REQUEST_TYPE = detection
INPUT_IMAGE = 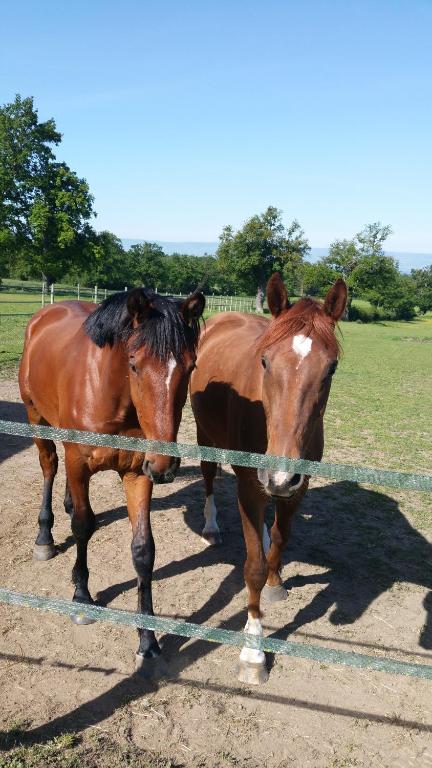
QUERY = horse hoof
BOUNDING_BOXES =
[70,606,96,625]
[33,543,56,561]
[135,653,167,678]
[237,659,269,686]
[201,531,222,547]
[261,584,288,603]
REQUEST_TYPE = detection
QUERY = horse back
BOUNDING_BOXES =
[19,301,129,431]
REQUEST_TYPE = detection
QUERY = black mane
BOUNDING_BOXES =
[83,288,201,361]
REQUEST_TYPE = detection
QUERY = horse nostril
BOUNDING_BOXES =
[288,473,301,487]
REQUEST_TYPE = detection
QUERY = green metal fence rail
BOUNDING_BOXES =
[0,419,431,491]
[0,418,431,681]
[0,588,431,680]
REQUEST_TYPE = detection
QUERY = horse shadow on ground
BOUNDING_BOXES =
[93,469,432,653]
[0,401,32,464]
[4,470,432,748]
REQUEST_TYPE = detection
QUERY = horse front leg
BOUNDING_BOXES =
[235,468,269,685]
[263,478,309,603]
[65,447,96,625]
[122,470,162,672]
[32,436,58,561]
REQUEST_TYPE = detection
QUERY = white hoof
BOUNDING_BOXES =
[237,659,269,685]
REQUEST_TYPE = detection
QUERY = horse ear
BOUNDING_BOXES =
[324,279,348,321]
[266,273,290,318]
[126,288,152,323]
[181,292,205,325]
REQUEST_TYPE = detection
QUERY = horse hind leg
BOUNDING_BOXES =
[33,436,59,561]
[201,460,222,546]
[64,479,74,516]
[65,448,96,625]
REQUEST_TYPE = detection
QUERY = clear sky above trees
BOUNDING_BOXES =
[1,0,431,251]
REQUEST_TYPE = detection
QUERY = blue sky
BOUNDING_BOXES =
[1,0,431,252]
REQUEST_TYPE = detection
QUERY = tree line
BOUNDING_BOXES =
[1,95,431,320]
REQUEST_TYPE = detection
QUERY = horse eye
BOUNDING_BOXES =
[261,356,268,369]
[129,361,137,373]
[328,362,338,377]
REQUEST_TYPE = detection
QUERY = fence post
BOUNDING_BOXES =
[77,284,80,301]
[41,280,45,308]
[50,284,54,304]
[124,286,128,292]
[104,288,107,300]
[94,285,98,303]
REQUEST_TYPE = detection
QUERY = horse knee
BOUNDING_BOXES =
[71,511,96,541]
[131,534,154,578]
[37,441,58,478]
[244,559,268,593]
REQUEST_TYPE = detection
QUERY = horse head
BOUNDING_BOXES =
[257,273,347,498]
[84,287,205,483]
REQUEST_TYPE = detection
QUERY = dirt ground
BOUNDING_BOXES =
[1,377,432,768]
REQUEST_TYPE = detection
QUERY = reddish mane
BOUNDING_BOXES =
[259,297,341,356]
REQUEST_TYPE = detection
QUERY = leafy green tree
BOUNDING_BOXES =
[324,239,361,279]
[356,222,393,257]
[0,94,95,281]
[301,261,339,297]
[411,266,432,314]
[127,242,166,289]
[64,231,127,288]
[351,254,415,319]
[217,207,309,311]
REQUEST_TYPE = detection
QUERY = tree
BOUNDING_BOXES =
[127,242,166,289]
[65,231,127,288]
[301,261,339,297]
[356,222,393,258]
[0,94,95,281]
[217,207,309,311]
[411,266,432,314]
[350,254,415,319]
[324,238,361,280]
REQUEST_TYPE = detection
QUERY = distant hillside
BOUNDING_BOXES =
[121,240,431,272]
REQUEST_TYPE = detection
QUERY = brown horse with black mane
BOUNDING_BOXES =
[19,287,204,671]
[190,273,347,684]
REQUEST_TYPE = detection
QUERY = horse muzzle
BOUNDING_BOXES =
[257,468,305,498]
[143,456,181,484]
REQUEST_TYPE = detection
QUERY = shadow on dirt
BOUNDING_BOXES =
[0,401,32,464]
[6,470,432,747]
[96,473,432,652]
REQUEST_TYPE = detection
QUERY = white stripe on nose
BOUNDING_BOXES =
[164,354,176,393]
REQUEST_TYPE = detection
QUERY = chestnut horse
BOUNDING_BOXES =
[190,273,347,684]
[19,287,204,671]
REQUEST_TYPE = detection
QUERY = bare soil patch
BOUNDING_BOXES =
[1,379,432,767]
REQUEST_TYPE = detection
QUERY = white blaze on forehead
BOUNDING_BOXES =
[165,354,177,392]
[292,333,312,360]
